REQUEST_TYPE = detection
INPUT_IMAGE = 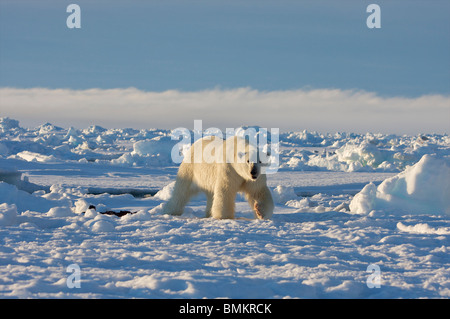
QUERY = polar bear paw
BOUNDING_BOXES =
[254,202,264,220]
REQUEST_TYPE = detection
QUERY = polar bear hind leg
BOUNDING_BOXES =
[163,164,196,216]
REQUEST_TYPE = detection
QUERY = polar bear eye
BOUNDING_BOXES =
[246,160,249,164]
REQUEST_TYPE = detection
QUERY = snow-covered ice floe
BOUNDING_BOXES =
[350,155,450,216]
[0,118,449,298]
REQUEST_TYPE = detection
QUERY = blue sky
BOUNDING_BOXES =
[0,0,449,133]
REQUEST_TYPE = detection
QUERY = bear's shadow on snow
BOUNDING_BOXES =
[271,211,354,224]
[171,206,355,224]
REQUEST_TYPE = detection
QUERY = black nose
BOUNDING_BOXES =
[251,167,258,179]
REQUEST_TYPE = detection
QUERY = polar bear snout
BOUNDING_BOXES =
[250,164,259,180]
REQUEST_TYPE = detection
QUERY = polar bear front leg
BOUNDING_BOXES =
[247,186,274,220]
[254,202,264,219]
[205,192,213,218]
[210,181,236,219]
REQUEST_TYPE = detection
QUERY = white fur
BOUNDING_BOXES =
[163,136,274,219]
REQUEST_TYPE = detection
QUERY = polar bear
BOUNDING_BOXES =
[163,135,274,219]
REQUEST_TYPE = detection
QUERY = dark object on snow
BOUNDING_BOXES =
[100,210,136,218]
[83,205,137,218]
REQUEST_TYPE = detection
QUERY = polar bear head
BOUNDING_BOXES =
[227,136,266,181]
[236,151,261,181]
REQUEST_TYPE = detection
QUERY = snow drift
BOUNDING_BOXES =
[350,154,450,216]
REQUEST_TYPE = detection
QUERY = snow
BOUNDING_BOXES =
[272,185,298,204]
[350,155,450,216]
[47,206,75,218]
[0,203,17,226]
[0,117,449,298]
[397,222,450,235]
[14,151,59,163]
[153,181,176,201]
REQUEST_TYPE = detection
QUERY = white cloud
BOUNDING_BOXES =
[0,87,449,134]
